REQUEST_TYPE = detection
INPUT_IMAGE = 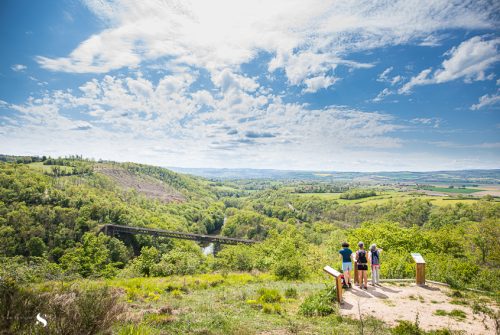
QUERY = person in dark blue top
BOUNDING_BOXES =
[339,242,353,288]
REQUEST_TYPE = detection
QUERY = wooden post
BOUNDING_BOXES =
[411,253,426,286]
[353,261,359,284]
[323,265,343,304]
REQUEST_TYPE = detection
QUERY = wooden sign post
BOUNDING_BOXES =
[323,265,343,303]
[411,253,426,286]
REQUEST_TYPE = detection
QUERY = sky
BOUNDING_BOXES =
[0,0,499,172]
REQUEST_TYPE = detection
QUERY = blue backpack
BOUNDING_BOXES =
[371,250,380,265]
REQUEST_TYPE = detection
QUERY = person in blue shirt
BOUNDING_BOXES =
[339,242,353,288]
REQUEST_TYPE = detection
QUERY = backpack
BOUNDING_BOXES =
[371,250,380,265]
[357,250,367,263]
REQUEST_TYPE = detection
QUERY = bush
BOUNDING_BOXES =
[298,285,336,317]
[0,256,63,283]
[0,279,125,335]
[262,303,282,314]
[284,287,298,299]
[257,288,282,303]
[339,189,376,200]
[0,277,45,334]
[391,320,424,335]
[273,256,306,280]
[214,244,254,271]
[151,243,205,276]
[44,285,125,335]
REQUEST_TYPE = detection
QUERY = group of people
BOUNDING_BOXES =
[339,241,382,290]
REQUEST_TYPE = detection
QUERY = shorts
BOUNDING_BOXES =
[342,262,352,271]
[357,263,368,271]
[371,264,380,269]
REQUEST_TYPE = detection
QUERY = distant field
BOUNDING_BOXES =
[293,190,486,206]
[294,192,342,199]
[28,162,74,173]
[423,186,484,194]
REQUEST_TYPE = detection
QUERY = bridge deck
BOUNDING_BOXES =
[99,224,256,245]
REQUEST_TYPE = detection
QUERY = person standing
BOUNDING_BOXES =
[369,244,382,286]
[339,242,353,288]
[355,242,368,289]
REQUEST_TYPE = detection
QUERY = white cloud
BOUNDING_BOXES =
[410,117,441,128]
[377,67,393,82]
[432,141,500,149]
[372,88,393,102]
[211,69,259,93]
[391,75,403,85]
[399,68,433,94]
[11,64,27,72]
[1,73,405,169]
[377,67,404,87]
[470,92,500,110]
[418,34,445,47]
[36,0,497,90]
[303,75,338,93]
[400,36,500,93]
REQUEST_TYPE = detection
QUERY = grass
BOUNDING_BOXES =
[35,273,393,334]
[433,309,467,320]
[106,275,375,335]
[29,272,480,335]
[423,186,484,194]
[28,162,74,173]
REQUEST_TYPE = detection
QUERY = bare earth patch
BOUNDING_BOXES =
[96,166,185,203]
[340,283,497,334]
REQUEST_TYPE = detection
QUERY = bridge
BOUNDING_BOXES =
[98,224,256,255]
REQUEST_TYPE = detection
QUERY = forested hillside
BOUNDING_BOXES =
[1,157,499,334]
[1,157,498,292]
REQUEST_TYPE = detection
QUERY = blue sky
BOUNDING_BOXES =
[0,0,499,171]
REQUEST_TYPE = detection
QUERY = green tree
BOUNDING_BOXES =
[26,237,46,257]
[469,218,500,266]
[130,246,160,277]
[59,233,114,277]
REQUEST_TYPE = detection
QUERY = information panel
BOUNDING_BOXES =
[411,253,425,264]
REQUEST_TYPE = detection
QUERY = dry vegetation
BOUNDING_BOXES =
[96,165,186,203]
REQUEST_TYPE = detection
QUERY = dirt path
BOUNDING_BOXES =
[340,283,497,334]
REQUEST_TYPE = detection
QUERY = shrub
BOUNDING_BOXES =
[284,287,298,299]
[391,320,424,335]
[0,256,63,283]
[339,189,376,200]
[151,246,205,276]
[273,257,306,280]
[298,285,336,317]
[0,277,44,334]
[257,288,282,303]
[0,279,124,335]
[44,285,125,335]
[262,303,282,314]
[215,244,255,272]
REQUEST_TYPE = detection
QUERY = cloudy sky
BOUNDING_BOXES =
[1,0,499,171]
